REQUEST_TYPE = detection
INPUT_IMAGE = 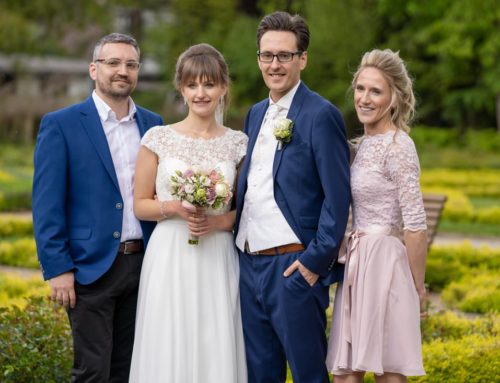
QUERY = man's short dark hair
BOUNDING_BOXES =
[256,11,310,52]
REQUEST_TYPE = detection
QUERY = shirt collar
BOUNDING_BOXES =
[268,80,301,111]
[92,90,137,123]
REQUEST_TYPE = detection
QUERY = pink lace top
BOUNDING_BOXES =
[351,130,427,233]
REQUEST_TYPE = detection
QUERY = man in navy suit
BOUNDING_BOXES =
[235,12,351,383]
[32,33,163,382]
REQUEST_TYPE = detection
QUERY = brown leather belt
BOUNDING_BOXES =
[245,242,305,256]
[118,239,144,255]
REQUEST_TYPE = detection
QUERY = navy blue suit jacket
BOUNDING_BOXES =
[235,82,351,285]
[32,96,163,284]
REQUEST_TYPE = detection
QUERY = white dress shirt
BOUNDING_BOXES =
[236,81,301,252]
[92,91,143,241]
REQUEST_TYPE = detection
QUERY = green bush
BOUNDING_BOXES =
[0,216,33,237]
[420,311,499,343]
[0,237,39,269]
[441,270,500,314]
[0,296,72,382]
[475,206,500,224]
[426,242,500,291]
[0,273,47,308]
[412,127,500,169]
[421,169,500,198]
[0,190,32,211]
[412,334,500,383]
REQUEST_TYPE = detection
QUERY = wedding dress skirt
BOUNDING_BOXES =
[129,218,247,382]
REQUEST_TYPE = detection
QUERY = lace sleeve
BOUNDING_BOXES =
[232,130,249,163]
[386,135,427,231]
[141,126,162,155]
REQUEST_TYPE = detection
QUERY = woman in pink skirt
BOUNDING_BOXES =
[326,49,427,382]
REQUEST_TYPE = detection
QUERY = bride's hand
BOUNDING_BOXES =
[187,210,216,237]
[167,200,196,221]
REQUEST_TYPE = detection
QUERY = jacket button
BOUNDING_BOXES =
[116,202,123,210]
[113,231,120,239]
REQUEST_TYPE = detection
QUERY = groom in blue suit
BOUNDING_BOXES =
[235,12,351,382]
[32,33,163,382]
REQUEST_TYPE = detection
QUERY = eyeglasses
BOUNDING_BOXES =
[257,51,303,63]
[95,58,142,71]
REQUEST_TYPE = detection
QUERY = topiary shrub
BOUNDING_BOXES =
[0,216,33,238]
[0,237,38,269]
[0,273,47,308]
[413,334,500,382]
[441,270,500,314]
[426,242,500,291]
[0,296,72,382]
[0,191,32,211]
[421,311,499,343]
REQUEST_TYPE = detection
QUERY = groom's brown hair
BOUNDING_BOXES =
[256,11,310,53]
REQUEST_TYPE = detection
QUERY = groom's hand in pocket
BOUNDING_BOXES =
[283,260,319,287]
[49,271,76,309]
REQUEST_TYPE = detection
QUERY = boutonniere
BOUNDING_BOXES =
[273,118,294,150]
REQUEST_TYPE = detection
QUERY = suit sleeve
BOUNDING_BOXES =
[299,104,351,276]
[32,114,74,280]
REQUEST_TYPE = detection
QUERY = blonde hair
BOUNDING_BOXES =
[352,49,415,133]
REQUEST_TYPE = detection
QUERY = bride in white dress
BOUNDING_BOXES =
[129,44,247,383]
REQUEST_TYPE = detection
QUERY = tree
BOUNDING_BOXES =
[379,0,500,131]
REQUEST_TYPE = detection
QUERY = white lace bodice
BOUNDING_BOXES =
[351,130,427,232]
[142,125,248,214]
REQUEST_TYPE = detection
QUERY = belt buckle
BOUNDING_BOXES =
[244,241,259,255]
[122,240,138,255]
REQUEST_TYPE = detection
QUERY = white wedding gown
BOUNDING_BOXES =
[129,125,248,383]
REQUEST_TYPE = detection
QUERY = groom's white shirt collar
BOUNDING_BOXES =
[268,80,301,113]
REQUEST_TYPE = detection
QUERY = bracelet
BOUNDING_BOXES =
[159,200,169,219]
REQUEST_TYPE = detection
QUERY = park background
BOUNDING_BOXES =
[0,0,499,382]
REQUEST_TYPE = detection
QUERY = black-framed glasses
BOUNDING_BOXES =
[95,58,142,71]
[257,51,303,63]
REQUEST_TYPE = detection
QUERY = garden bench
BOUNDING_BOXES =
[345,193,447,249]
[422,193,447,248]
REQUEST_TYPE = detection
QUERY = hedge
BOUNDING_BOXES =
[0,273,47,308]
[441,270,500,314]
[0,216,33,238]
[425,242,500,291]
[0,296,72,382]
[421,169,500,198]
[420,311,499,343]
[412,334,500,382]
[0,237,38,269]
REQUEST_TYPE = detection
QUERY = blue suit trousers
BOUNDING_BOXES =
[239,250,331,383]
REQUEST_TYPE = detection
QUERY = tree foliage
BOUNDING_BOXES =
[0,0,498,130]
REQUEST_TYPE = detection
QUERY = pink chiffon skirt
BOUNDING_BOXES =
[326,230,425,376]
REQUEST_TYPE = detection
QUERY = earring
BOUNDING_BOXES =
[215,97,225,125]
[183,98,187,105]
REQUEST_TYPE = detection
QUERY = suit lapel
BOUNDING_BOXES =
[79,97,120,191]
[134,107,149,138]
[272,82,308,177]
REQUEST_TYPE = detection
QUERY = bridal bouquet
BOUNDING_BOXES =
[170,168,232,245]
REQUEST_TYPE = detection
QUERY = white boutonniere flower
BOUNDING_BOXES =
[273,118,294,150]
